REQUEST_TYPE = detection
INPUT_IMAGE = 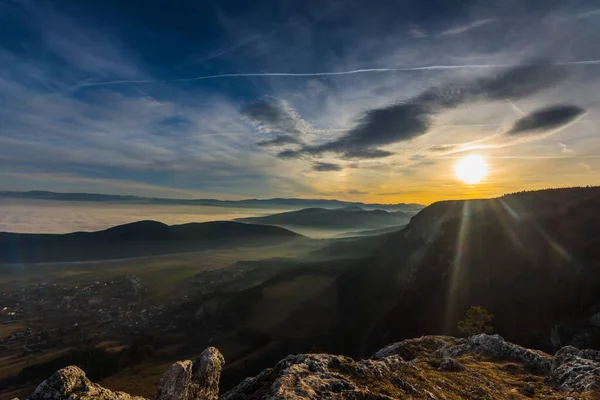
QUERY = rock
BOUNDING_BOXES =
[434,334,552,373]
[155,360,194,400]
[18,337,600,399]
[372,335,457,361]
[521,382,535,395]
[21,347,223,400]
[547,345,600,392]
[502,363,521,373]
[155,347,224,400]
[221,352,412,400]
[437,358,465,372]
[26,365,146,400]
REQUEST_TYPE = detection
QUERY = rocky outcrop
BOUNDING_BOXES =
[548,345,600,392]
[21,347,224,400]
[223,334,599,399]
[25,365,145,400]
[155,347,224,400]
[432,333,552,372]
[15,335,600,399]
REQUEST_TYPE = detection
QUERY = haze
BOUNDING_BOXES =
[0,198,285,234]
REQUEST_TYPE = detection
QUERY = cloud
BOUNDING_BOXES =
[508,105,586,134]
[241,97,310,136]
[409,28,428,38]
[277,149,302,159]
[346,189,368,195]
[297,62,567,159]
[257,135,303,147]
[429,144,457,152]
[312,162,342,172]
[341,148,395,159]
[13,0,140,79]
[558,142,576,154]
[440,19,496,36]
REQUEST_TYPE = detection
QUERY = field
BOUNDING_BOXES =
[0,239,319,294]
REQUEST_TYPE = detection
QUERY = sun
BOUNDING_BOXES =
[455,155,488,184]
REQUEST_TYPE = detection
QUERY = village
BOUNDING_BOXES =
[0,277,168,357]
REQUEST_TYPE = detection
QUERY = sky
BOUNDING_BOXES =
[1,0,600,204]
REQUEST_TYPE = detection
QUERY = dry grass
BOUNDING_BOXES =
[342,352,599,399]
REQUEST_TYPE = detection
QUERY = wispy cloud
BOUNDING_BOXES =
[440,19,496,36]
[71,60,600,90]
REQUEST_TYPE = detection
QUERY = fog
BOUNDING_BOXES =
[0,199,286,234]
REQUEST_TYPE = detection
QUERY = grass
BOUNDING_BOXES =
[100,361,172,398]
[324,351,597,399]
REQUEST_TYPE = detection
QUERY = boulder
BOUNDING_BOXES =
[21,347,224,400]
[26,365,145,400]
[155,347,224,400]
[433,334,552,373]
[547,345,600,392]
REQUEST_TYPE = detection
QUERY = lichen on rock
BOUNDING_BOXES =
[16,335,600,399]
[26,365,145,400]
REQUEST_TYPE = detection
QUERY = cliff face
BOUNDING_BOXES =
[14,334,600,399]
[335,187,600,357]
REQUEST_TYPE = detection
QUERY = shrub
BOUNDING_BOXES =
[457,306,494,336]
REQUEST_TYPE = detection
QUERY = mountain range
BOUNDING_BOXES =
[235,206,411,230]
[0,190,424,212]
[0,220,302,264]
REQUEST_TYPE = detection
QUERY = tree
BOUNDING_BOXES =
[457,306,494,336]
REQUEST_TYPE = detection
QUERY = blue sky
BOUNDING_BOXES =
[1,0,600,203]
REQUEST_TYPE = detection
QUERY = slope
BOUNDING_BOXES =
[335,187,600,357]
[236,207,410,230]
[0,220,302,264]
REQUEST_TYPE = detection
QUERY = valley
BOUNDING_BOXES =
[2,187,600,399]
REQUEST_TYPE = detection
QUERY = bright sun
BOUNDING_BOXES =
[455,155,488,184]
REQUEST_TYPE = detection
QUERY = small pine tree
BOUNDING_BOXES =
[457,305,494,336]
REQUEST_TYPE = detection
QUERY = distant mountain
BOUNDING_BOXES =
[335,186,600,357]
[235,207,411,230]
[334,224,408,238]
[0,190,424,212]
[0,220,302,264]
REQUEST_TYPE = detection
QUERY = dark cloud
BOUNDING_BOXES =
[313,162,342,172]
[241,97,308,136]
[299,62,567,159]
[342,148,394,159]
[476,62,566,101]
[277,149,302,159]
[308,103,430,155]
[257,135,303,147]
[508,104,586,135]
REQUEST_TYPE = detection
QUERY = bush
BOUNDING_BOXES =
[457,306,494,336]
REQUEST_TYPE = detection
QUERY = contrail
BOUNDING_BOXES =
[73,59,600,89]
[506,99,526,116]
